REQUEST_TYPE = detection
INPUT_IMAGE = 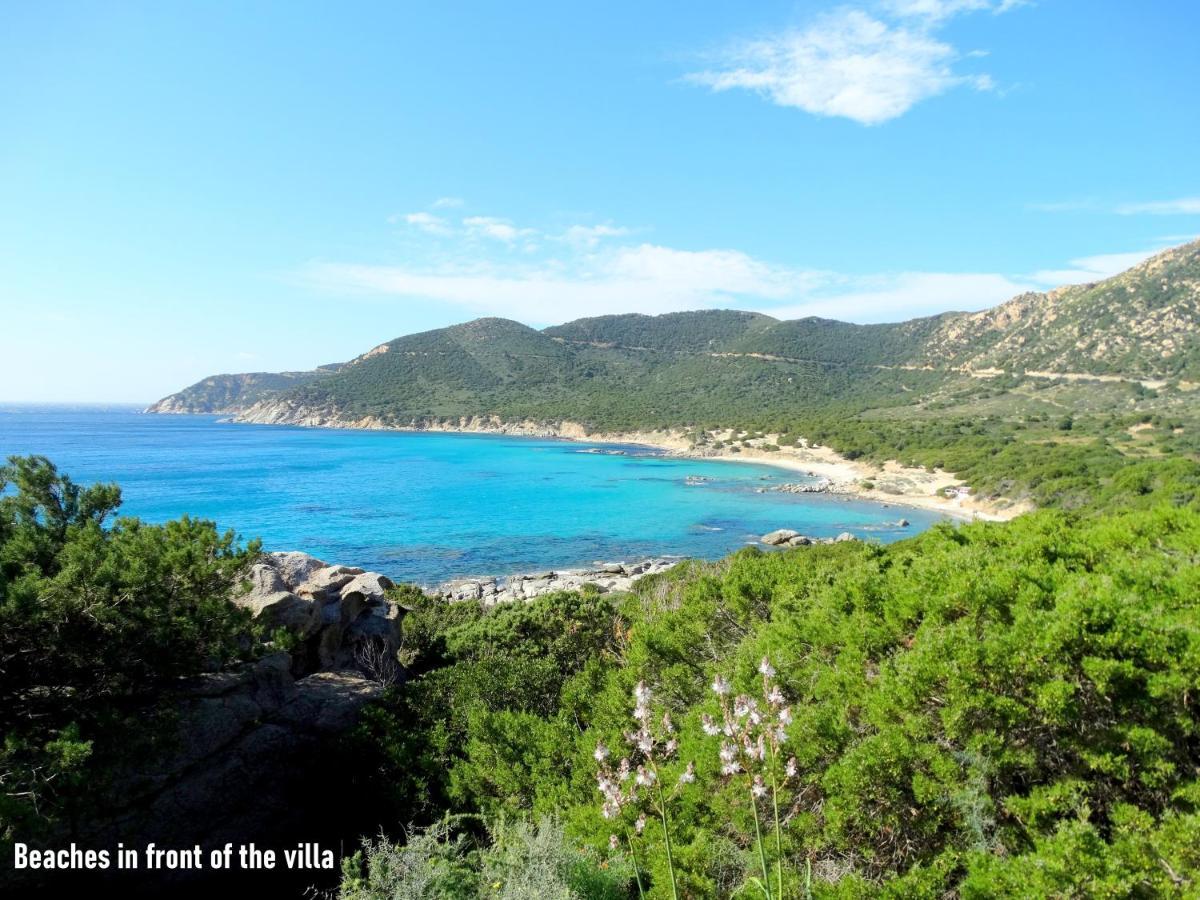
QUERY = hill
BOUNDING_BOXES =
[920,239,1200,381]
[145,364,343,414]
[148,240,1200,506]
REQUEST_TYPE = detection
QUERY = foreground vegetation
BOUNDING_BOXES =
[4,434,1200,896]
[342,457,1200,897]
[0,456,259,848]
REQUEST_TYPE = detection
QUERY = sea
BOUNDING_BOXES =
[0,405,948,585]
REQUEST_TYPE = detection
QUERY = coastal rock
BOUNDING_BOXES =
[268,550,329,587]
[786,535,812,546]
[433,558,679,605]
[834,532,858,542]
[898,518,910,527]
[760,529,801,546]
[234,552,403,675]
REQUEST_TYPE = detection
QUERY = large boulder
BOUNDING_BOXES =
[761,529,801,546]
[236,553,403,676]
[266,550,328,587]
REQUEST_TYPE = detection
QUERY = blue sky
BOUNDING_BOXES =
[2,0,1198,402]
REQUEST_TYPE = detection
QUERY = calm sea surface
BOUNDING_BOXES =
[0,405,947,584]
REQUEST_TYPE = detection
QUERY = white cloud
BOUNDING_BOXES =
[395,211,453,236]
[560,224,631,248]
[1116,197,1200,216]
[463,216,537,243]
[882,0,1026,22]
[306,244,810,324]
[314,206,1162,326]
[1028,249,1161,285]
[687,9,993,126]
[431,196,464,208]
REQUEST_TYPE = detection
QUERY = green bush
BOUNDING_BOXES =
[0,455,259,844]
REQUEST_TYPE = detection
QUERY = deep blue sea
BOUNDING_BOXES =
[0,405,947,584]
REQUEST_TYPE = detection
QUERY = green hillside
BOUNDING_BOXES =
[545,309,777,352]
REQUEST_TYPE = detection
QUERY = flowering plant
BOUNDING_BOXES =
[594,679,693,900]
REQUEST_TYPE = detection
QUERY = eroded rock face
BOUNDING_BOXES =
[233,552,402,674]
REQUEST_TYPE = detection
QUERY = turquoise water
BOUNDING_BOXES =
[0,405,946,584]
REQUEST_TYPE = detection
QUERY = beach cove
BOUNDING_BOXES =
[3,405,953,585]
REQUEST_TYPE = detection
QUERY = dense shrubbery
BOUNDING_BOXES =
[0,456,259,846]
[349,486,1200,897]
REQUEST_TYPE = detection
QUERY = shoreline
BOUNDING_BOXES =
[224,404,1030,523]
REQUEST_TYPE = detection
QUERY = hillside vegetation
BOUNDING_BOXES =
[341,460,1200,897]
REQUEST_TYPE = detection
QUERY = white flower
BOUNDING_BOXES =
[662,712,675,733]
[634,681,652,704]
[635,814,647,834]
[594,741,610,763]
[774,726,788,744]
[752,774,767,798]
[701,713,721,736]
[633,702,651,723]
[664,738,678,757]
[617,758,632,781]
[734,695,753,719]
[721,761,742,776]
[778,707,793,726]
[785,757,798,778]
[711,675,732,696]
[758,656,776,679]
[636,729,653,754]
[678,761,696,785]
[719,742,738,764]
[767,686,785,706]
[635,765,656,787]
[609,835,620,851]
[602,800,619,819]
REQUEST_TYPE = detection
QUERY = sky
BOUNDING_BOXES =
[1,0,1198,402]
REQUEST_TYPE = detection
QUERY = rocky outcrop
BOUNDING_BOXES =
[234,551,403,674]
[760,530,857,547]
[435,558,679,604]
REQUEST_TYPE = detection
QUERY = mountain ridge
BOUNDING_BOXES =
[149,239,1200,427]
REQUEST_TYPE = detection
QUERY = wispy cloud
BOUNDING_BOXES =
[559,223,631,248]
[1032,196,1200,217]
[1116,197,1200,216]
[1029,249,1162,285]
[686,1,1021,125]
[463,216,537,243]
[431,196,464,208]
[305,207,1173,325]
[882,0,1026,23]
[389,211,453,236]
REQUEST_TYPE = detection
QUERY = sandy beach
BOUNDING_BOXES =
[566,425,1032,523]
